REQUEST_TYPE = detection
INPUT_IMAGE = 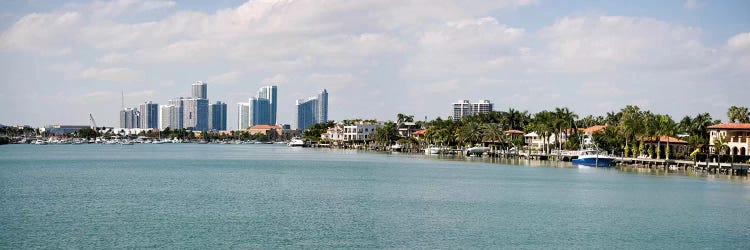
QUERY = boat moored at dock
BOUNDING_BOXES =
[572,150,614,167]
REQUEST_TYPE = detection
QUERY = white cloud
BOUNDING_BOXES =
[684,0,703,10]
[87,0,176,18]
[0,0,747,127]
[207,71,244,85]
[537,15,710,73]
[0,12,82,55]
[403,17,525,80]
[262,74,290,86]
[80,67,144,83]
[307,73,357,91]
[727,32,750,51]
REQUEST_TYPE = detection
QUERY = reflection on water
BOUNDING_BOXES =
[385,151,750,182]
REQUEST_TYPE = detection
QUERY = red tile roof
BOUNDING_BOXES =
[640,136,687,144]
[412,129,427,136]
[249,125,281,130]
[582,125,606,134]
[707,123,750,130]
[504,129,524,134]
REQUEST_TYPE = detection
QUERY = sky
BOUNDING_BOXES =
[0,0,748,129]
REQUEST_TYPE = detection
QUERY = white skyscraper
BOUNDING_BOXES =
[160,104,180,130]
[296,89,329,130]
[237,102,250,130]
[192,81,207,99]
[255,85,277,125]
[452,99,494,121]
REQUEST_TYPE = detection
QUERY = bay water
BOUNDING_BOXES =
[1,144,749,249]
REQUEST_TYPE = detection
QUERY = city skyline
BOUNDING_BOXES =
[0,0,748,128]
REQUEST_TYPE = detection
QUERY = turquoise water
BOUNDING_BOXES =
[1,144,749,249]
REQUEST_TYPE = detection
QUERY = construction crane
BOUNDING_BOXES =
[89,113,98,130]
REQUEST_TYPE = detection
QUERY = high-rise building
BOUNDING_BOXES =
[257,85,277,124]
[209,101,227,131]
[251,97,271,126]
[296,89,329,130]
[183,98,209,130]
[160,104,180,130]
[168,97,186,129]
[317,89,328,124]
[471,100,493,114]
[138,101,159,129]
[192,81,207,99]
[452,99,494,121]
[119,108,140,128]
[237,102,250,130]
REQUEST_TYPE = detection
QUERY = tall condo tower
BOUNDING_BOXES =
[192,81,208,99]
[209,101,227,131]
[296,89,329,130]
[452,99,494,121]
[139,101,159,129]
[256,85,277,125]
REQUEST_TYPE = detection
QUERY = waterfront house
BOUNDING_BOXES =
[524,132,568,152]
[343,122,382,142]
[398,122,419,138]
[581,125,606,146]
[707,123,750,157]
[504,130,524,141]
[640,136,690,158]
[321,124,345,142]
[412,129,427,139]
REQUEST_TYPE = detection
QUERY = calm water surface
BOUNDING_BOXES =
[1,144,749,249]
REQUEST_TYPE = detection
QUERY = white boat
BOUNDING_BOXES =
[424,146,442,155]
[120,140,134,145]
[288,138,306,147]
[466,146,490,155]
[390,144,403,151]
[572,150,614,167]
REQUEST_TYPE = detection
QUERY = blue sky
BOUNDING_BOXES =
[0,0,748,128]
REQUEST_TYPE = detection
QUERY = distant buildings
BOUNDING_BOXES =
[192,81,207,99]
[139,101,159,129]
[452,99,494,121]
[209,101,227,131]
[41,125,91,135]
[257,85,278,125]
[251,97,271,125]
[159,104,179,130]
[296,89,328,130]
[182,98,209,131]
[152,81,223,131]
[119,108,140,129]
[237,85,278,129]
[237,102,250,130]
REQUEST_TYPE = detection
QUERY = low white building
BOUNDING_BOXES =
[524,131,570,151]
[321,125,345,142]
[343,122,381,142]
[707,123,750,156]
[581,125,606,146]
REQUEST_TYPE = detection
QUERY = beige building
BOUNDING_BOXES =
[247,125,283,135]
[707,123,750,156]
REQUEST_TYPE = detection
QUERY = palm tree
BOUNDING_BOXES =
[657,114,676,160]
[713,135,729,163]
[727,106,750,123]
[554,107,578,152]
[618,105,643,158]
[481,123,506,152]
